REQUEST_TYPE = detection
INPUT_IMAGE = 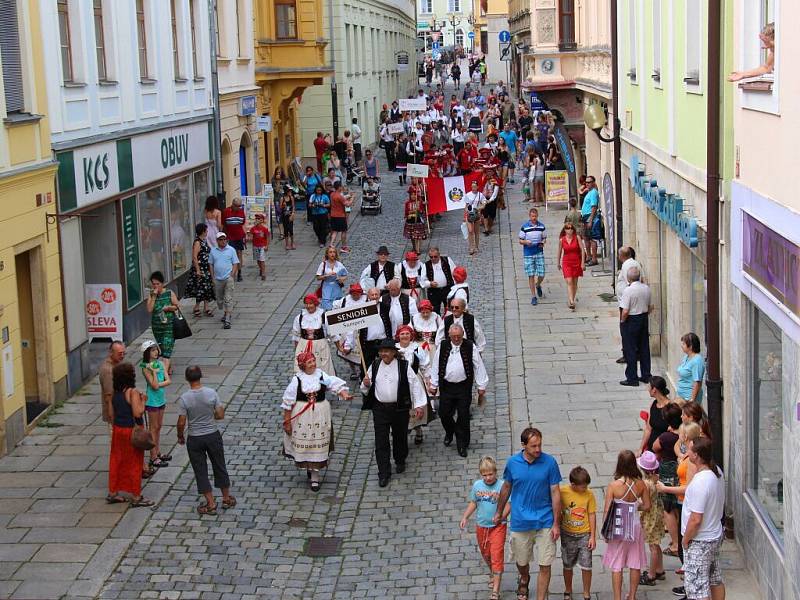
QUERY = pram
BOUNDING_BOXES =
[360,177,382,215]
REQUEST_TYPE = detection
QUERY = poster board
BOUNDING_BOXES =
[242,194,274,236]
[545,170,569,210]
[387,122,405,135]
[85,284,123,340]
[407,163,430,178]
[399,98,427,112]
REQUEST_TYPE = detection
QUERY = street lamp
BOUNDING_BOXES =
[446,14,462,47]
[467,14,476,51]
[583,103,620,143]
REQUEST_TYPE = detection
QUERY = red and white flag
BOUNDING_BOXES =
[426,172,484,214]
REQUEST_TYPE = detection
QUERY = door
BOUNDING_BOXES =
[239,145,248,196]
[15,251,44,423]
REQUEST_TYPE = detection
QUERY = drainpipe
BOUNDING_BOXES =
[328,0,339,140]
[610,0,623,256]
[706,0,723,467]
[209,0,225,204]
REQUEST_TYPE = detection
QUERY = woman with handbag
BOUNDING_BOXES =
[106,362,155,507]
[463,180,486,255]
[146,271,180,375]
[602,450,651,600]
[315,246,347,310]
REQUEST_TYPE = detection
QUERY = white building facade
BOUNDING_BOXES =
[298,0,417,160]
[417,0,474,52]
[40,0,215,389]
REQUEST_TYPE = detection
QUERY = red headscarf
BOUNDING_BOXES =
[453,266,467,283]
[296,352,315,367]
[303,294,320,306]
[418,299,434,311]
[394,324,415,341]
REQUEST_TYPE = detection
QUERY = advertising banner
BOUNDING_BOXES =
[545,170,569,208]
[399,98,427,112]
[85,284,123,339]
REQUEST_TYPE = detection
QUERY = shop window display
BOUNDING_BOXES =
[138,185,168,292]
[168,175,193,276]
[752,308,784,536]
[193,168,212,224]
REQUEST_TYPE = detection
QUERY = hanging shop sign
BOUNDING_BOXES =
[629,155,699,248]
[121,196,142,309]
[85,284,123,339]
[545,170,569,208]
[131,122,212,186]
[602,172,616,253]
[257,115,273,132]
[239,95,257,117]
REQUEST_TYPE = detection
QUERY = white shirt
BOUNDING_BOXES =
[464,191,486,212]
[617,258,645,306]
[412,312,442,344]
[351,123,362,142]
[620,281,652,316]
[291,309,336,342]
[335,294,367,309]
[386,293,419,334]
[452,129,466,143]
[681,468,725,541]
[396,342,430,379]
[281,369,348,410]
[360,359,427,408]
[423,256,458,288]
[400,261,428,291]
[429,343,489,391]
[380,125,394,143]
[435,314,487,353]
[447,283,470,307]
[360,261,400,291]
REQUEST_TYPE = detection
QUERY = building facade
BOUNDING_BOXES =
[299,0,416,160]
[216,0,260,199]
[254,0,332,179]
[0,0,68,454]
[42,0,215,391]
[476,0,510,84]
[417,0,473,52]
[728,1,800,597]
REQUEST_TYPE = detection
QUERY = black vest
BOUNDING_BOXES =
[361,358,412,411]
[449,285,470,304]
[381,294,411,327]
[438,340,475,387]
[425,257,454,287]
[443,313,475,342]
[359,303,392,345]
[298,313,325,339]
[295,375,327,402]
[400,266,422,290]
[370,260,396,286]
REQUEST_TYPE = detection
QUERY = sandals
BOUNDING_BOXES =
[130,496,155,508]
[197,503,217,515]
[141,466,157,479]
[489,593,500,600]
[205,309,215,316]
[222,496,237,509]
[158,453,172,462]
[563,593,572,600]
[149,458,167,469]
[663,546,680,557]
[516,577,529,600]
[105,494,127,504]
[639,571,657,586]
[310,481,321,492]
[192,308,202,317]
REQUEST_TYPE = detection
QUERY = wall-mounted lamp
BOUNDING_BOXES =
[583,103,619,143]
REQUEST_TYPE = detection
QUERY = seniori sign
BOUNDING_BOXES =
[325,302,383,336]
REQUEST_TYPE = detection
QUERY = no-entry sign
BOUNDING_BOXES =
[325,301,383,336]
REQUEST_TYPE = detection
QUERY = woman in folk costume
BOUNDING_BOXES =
[291,294,338,376]
[412,299,442,360]
[403,185,428,254]
[334,283,367,381]
[446,266,471,311]
[394,325,435,446]
[282,352,352,491]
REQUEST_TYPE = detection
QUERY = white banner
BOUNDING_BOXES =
[131,122,211,187]
[399,98,427,112]
[443,175,468,211]
[387,122,405,135]
[325,301,383,336]
[85,284,123,340]
[407,163,430,178]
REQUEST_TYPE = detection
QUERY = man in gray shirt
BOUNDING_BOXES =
[177,366,235,514]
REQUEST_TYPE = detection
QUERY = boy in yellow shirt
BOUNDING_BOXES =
[559,466,597,600]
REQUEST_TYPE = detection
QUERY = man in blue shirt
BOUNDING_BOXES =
[494,427,562,600]
[580,176,600,266]
[518,208,547,305]
[499,123,520,183]
[209,232,240,329]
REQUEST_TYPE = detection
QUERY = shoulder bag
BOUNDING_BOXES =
[132,406,155,451]
[172,309,192,340]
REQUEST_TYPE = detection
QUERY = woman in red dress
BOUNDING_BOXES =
[557,222,588,310]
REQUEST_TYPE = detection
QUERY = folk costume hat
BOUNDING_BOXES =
[348,283,364,294]
[394,324,415,341]
[296,352,315,367]
[404,251,419,261]
[376,245,390,255]
[303,294,320,306]
[418,299,434,311]
[453,266,468,283]
[377,338,398,351]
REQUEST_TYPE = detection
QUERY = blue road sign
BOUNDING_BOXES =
[499,30,511,43]
[468,31,475,39]
[432,42,440,50]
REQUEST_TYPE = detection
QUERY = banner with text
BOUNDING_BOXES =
[85,284,123,340]
[399,98,427,112]
[325,301,383,336]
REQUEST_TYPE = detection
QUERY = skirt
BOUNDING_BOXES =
[408,373,436,430]
[481,200,497,220]
[108,425,144,497]
[283,399,334,469]
[404,222,428,240]
[602,531,648,572]
[294,338,336,377]
[184,268,216,302]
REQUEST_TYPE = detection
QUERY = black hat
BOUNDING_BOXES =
[376,245,390,255]
[377,338,397,351]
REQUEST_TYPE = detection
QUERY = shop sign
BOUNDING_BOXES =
[57,140,125,211]
[629,155,699,248]
[131,122,211,187]
[553,123,577,199]
[602,172,615,252]
[121,196,142,308]
[85,284,123,339]
[545,170,569,205]
[396,51,410,72]
[239,95,256,116]
[742,211,800,318]
[257,115,272,132]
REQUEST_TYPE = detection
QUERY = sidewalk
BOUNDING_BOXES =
[499,184,758,598]
[0,209,338,599]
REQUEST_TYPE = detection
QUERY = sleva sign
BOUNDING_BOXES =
[132,122,211,187]
[629,155,699,248]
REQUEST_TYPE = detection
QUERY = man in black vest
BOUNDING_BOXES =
[358,287,392,371]
[361,339,427,487]
[359,245,400,292]
[422,246,456,314]
[382,279,419,335]
[429,324,489,457]
[436,297,487,352]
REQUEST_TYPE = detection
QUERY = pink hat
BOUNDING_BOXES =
[637,451,660,472]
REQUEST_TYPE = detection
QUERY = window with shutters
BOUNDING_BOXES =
[189,0,200,78]
[558,0,576,50]
[0,0,25,113]
[58,0,74,82]
[275,0,297,40]
[170,0,182,78]
[651,0,661,86]
[684,0,701,90]
[136,0,150,79]
[93,0,108,81]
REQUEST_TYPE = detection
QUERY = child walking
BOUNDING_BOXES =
[559,466,597,600]
[250,213,270,281]
[637,451,666,586]
[460,456,510,600]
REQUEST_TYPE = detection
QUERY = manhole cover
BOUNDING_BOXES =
[322,495,343,505]
[305,536,342,557]
[288,518,307,527]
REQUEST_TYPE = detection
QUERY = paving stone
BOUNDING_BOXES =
[0,544,39,561]
[9,580,67,600]
[32,543,99,563]
[14,561,84,580]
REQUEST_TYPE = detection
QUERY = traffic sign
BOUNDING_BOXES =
[432,41,440,50]
[468,31,475,39]
[499,41,512,61]
[432,50,441,60]
[499,30,511,43]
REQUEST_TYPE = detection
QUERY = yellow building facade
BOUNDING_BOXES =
[0,0,67,454]
[254,0,333,177]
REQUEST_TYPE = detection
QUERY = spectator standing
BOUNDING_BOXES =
[559,466,597,600]
[222,198,247,281]
[279,188,296,251]
[615,246,645,364]
[177,366,236,514]
[145,271,179,375]
[328,181,352,252]
[204,195,222,248]
[639,376,672,455]
[308,184,331,247]
[676,332,706,404]
[313,132,331,173]
[99,341,126,428]
[619,267,652,386]
[637,451,666,587]
[250,213,270,281]
[580,177,600,266]
[494,427,562,600]
[209,232,240,329]
[519,208,547,305]
[654,403,683,557]
[351,118,362,164]
[139,340,171,470]
[499,123,519,183]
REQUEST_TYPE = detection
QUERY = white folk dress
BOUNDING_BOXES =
[412,312,442,365]
[396,341,435,431]
[282,369,348,469]
[291,309,338,376]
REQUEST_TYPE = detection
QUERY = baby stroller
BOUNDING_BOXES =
[360,177,382,215]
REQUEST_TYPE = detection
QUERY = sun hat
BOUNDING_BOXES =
[637,451,660,472]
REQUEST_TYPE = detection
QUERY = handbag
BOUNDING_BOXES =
[132,411,155,451]
[600,500,617,541]
[172,309,192,340]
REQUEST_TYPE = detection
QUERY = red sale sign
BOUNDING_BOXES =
[85,284,123,339]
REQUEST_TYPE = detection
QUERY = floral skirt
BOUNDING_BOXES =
[404,222,428,240]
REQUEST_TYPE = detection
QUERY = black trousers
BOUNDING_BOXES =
[621,313,651,382]
[426,286,451,315]
[354,143,362,164]
[187,431,230,494]
[384,141,396,171]
[372,402,410,478]
[312,213,329,244]
[361,339,381,375]
[439,380,473,450]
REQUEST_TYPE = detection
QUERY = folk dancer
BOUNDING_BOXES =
[360,245,400,292]
[422,247,457,315]
[399,251,427,300]
[412,299,443,367]
[334,283,367,381]
[382,279,419,335]
[446,266,471,310]
[355,287,393,372]
[291,294,338,376]
[436,296,487,353]
[395,324,434,446]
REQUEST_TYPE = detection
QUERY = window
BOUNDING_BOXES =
[189,0,199,77]
[193,168,211,224]
[627,0,637,82]
[57,0,74,82]
[685,0,701,87]
[92,0,107,81]
[420,0,432,13]
[651,0,661,83]
[455,28,464,48]
[167,176,192,276]
[0,0,24,113]
[760,0,773,64]
[558,0,576,50]
[171,0,182,78]
[345,24,351,73]
[275,0,297,39]
[235,0,243,56]
[751,308,784,536]
[448,0,461,13]
[136,0,149,79]
[138,185,168,290]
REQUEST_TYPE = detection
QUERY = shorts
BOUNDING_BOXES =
[561,532,593,570]
[510,528,556,567]
[476,524,507,574]
[523,253,545,277]
[145,405,165,413]
[684,537,724,599]
[330,217,348,232]
[214,277,235,312]
[534,175,545,183]
[253,246,267,262]
[229,239,245,252]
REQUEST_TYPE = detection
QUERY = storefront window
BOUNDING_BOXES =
[138,185,168,292]
[751,307,784,536]
[193,167,211,224]
[168,175,192,276]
